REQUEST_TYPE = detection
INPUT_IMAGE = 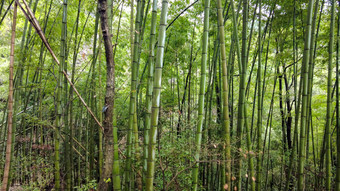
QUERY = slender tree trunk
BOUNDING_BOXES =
[97,0,116,190]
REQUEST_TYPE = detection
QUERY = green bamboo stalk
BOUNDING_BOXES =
[70,0,81,184]
[286,1,299,188]
[256,0,262,189]
[143,0,158,188]
[54,0,68,189]
[110,2,122,191]
[244,103,255,191]
[60,0,71,189]
[107,0,112,32]
[130,0,134,56]
[297,0,314,190]
[230,0,242,70]
[217,0,231,190]
[113,111,122,191]
[336,0,340,189]
[89,4,100,181]
[192,0,209,190]
[145,0,169,190]
[98,30,103,180]
[125,0,142,190]
[235,0,248,189]
[325,0,335,190]
[305,0,320,187]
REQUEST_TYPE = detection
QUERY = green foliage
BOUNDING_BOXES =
[74,179,97,191]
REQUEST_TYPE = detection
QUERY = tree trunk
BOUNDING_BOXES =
[97,0,116,190]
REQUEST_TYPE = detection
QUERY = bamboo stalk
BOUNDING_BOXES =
[1,2,17,191]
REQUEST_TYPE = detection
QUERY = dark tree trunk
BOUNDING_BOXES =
[98,0,115,190]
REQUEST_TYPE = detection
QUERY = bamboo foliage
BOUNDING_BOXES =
[1,0,340,190]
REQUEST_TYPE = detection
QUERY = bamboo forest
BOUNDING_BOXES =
[1,0,340,190]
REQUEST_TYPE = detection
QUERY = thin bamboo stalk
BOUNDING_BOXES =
[1,2,17,191]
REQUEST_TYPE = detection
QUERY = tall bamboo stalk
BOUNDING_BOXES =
[325,0,335,190]
[1,3,17,191]
[60,0,71,189]
[145,0,169,190]
[70,0,81,184]
[112,111,122,191]
[54,0,68,189]
[297,0,314,190]
[217,0,231,190]
[230,0,242,70]
[143,0,158,188]
[336,0,340,189]
[192,0,209,190]
[256,0,262,189]
[235,0,248,189]
[126,0,142,190]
